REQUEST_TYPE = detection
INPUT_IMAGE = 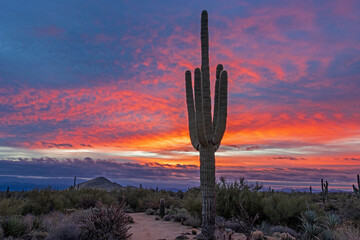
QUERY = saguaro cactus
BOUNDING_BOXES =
[353,174,360,198]
[185,10,228,239]
[321,179,329,203]
[160,198,165,219]
[74,176,77,189]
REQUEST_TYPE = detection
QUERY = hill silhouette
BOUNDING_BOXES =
[78,177,123,191]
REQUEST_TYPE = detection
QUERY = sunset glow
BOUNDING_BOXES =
[0,1,359,190]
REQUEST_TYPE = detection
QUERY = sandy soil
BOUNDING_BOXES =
[128,213,246,240]
[129,213,196,240]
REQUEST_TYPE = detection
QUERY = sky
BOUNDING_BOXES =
[0,0,359,191]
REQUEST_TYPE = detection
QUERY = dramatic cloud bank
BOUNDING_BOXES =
[0,0,359,189]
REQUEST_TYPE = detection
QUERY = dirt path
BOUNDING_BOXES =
[128,213,246,240]
[129,213,196,240]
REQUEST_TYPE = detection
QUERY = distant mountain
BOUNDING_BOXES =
[78,177,123,192]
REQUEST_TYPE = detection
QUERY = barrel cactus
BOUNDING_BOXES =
[185,10,228,239]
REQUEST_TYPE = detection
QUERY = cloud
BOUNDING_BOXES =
[42,142,73,149]
[0,0,359,186]
[272,156,305,161]
[0,157,358,190]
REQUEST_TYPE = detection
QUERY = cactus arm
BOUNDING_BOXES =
[353,184,358,193]
[200,10,212,140]
[321,178,324,195]
[212,70,228,145]
[213,64,223,132]
[185,70,199,150]
[194,68,208,146]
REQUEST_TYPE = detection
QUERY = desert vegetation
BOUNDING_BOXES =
[1,177,360,239]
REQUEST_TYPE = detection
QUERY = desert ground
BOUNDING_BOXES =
[129,212,245,240]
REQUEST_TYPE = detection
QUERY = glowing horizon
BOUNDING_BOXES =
[0,0,359,190]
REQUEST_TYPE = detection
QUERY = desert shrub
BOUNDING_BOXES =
[223,219,243,233]
[41,212,67,231]
[116,187,175,212]
[319,229,335,240]
[0,198,24,216]
[184,215,201,228]
[216,177,251,218]
[78,200,132,240]
[77,197,98,209]
[29,231,48,239]
[183,191,202,219]
[301,221,321,240]
[22,188,64,215]
[300,209,322,239]
[23,214,44,232]
[324,213,340,230]
[0,216,28,238]
[173,208,189,222]
[329,193,360,225]
[145,208,156,215]
[333,223,360,240]
[299,207,340,240]
[261,192,311,228]
[234,201,259,238]
[216,178,262,221]
[63,188,116,209]
[46,216,80,240]
[216,178,314,229]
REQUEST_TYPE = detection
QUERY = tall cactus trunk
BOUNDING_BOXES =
[200,145,216,237]
[184,10,228,240]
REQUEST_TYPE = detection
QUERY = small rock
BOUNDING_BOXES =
[191,229,197,235]
[193,233,205,240]
[163,215,172,221]
[155,216,161,221]
[175,235,189,240]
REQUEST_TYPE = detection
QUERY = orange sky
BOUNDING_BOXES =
[0,1,359,190]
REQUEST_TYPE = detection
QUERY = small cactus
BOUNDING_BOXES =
[310,186,312,194]
[353,174,360,198]
[160,198,165,219]
[321,179,328,203]
[74,176,77,189]
[6,186,9,194]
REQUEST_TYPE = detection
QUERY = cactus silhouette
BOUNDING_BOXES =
[321,179,328,203]
[185,10,228,239]
[353,174,360,198]
[159,198,165,219]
